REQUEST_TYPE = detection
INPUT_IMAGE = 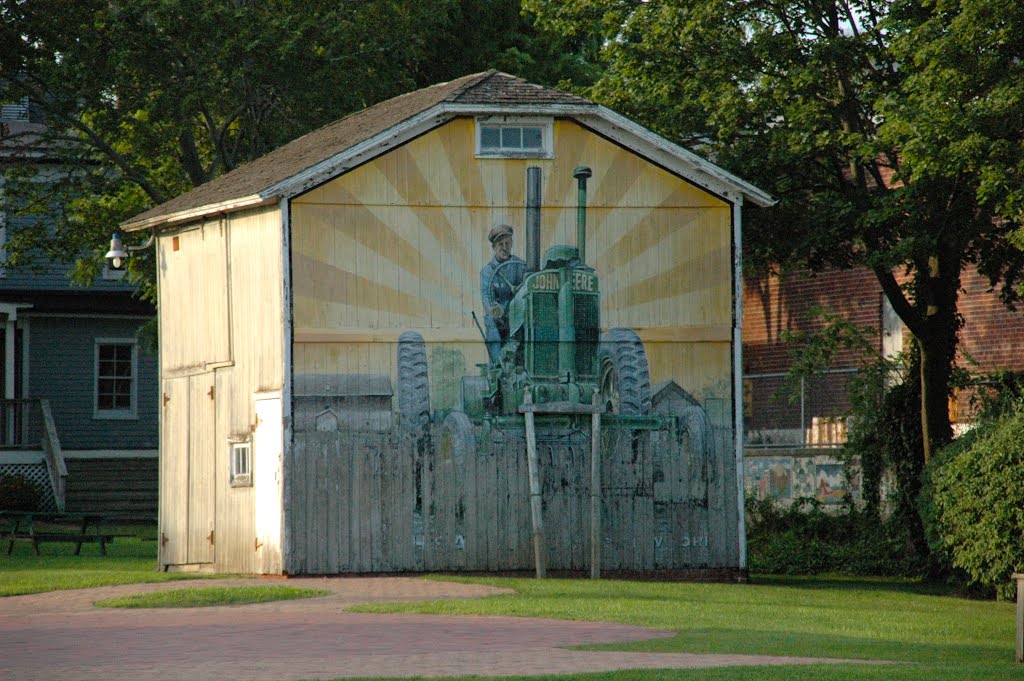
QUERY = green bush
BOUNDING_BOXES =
[0,473,43,511]
[925,407,1024,600]
[746,495,929,577]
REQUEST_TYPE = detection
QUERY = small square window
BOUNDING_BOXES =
[229,440,252,487]
[500,127,522,149]
[480,126,501,149]
[522,127,543,149]
[476,118,552,158]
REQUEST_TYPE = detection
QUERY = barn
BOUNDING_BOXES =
[120,71,773,576]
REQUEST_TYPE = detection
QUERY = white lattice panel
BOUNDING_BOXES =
[0,463,57,512]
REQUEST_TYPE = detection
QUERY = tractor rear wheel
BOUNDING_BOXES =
[397,330,430,440]
[597,328,652,415]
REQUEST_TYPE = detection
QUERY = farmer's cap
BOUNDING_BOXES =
[488,223,513,244]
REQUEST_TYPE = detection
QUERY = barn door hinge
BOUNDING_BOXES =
[163,393,170,406]
[255,537,264,551]
[207,530,215,546]
[207,386,215,400]
[161,533,169,546]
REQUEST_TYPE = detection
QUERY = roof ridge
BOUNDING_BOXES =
[443,70,498,102]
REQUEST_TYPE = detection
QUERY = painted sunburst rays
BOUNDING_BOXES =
[291,122,729,332]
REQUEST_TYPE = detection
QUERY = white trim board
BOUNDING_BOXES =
[122,101,775,232]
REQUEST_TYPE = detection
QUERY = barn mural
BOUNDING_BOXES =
[128,72,771,576]
[288,118,738,574]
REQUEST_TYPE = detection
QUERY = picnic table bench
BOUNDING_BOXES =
[0,512,141,556]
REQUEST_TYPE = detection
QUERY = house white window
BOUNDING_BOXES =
[229,439,252,487]
[476,117,553,158]
[94,339,138,419]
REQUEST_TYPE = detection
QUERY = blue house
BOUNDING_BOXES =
[0,101,158,515]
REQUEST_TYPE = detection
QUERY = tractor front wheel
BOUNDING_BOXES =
[397,330,430,441]
[597,328,652,415]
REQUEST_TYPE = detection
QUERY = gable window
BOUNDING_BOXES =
[476,117,552,158]
[228,438,252,487]
[94,339,137,419]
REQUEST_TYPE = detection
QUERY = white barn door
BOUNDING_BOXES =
[253,391,283,574]
[159,376,188,567]
[158,372,216,569]
[187,372,216,564]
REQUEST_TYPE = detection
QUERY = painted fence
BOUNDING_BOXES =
[286,412,737,575]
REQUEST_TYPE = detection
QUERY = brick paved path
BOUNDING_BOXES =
[0,577,877,680]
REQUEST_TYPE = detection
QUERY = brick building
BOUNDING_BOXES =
[741,264,1024,503]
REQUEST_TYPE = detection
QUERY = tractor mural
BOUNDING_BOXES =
[393,165,714,496]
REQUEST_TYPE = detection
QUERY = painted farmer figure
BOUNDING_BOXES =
[480,223,526,364]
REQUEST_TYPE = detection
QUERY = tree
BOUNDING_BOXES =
[0,0,596,303]
[0,0,444,300]
[526,0,1024,464]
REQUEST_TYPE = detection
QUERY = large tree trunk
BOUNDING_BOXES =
[918,333,953,463]
[916,254,960,463]
[873,254,959,463]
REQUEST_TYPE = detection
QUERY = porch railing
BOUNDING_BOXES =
[0,398,66,511]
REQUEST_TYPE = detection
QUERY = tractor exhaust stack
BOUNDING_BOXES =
[526,167,542,274]
[573,166,593,265]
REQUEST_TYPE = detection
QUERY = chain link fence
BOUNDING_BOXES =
[743,369,860,449]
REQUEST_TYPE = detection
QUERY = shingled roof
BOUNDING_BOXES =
[124,71,595,229]
[123,70,772,230]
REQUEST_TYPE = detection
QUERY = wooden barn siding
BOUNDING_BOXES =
[158,205,284,573]
[157,220,231,374]
[215,205,285,573]
[287,422,736,574]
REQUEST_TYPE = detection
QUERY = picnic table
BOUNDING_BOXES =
[0,511,139,556]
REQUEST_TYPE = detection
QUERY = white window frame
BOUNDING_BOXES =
[475,116,553,159]
[228,436,253,488]
[93,338,138,420]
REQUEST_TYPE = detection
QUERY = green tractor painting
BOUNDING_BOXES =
[391,165,721,572]
[395,165,706,460]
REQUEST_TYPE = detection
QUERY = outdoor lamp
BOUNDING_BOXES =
[104,233,128,269]
[103,229,155,269]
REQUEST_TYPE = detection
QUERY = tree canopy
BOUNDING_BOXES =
[0,0,596,302]
[527,0,1024,463]
[4,0,1023,467]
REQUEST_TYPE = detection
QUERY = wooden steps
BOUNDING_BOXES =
[63,458,157,515]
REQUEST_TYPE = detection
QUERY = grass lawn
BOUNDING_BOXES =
[2,537,1017,680]
[347,575,1019,681]
[95,585,330,608]
[0,528,215,596]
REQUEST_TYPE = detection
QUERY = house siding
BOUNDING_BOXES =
[25,313,158,450]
